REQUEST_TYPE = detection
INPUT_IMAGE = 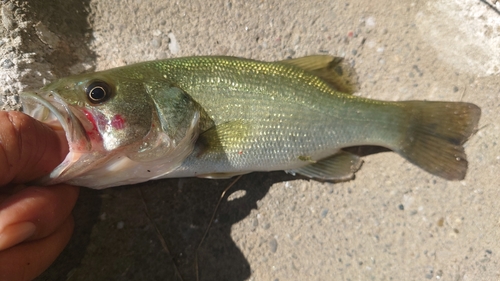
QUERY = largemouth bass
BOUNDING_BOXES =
[19,56,481,189]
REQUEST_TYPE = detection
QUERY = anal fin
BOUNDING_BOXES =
[197,171,249,179]
[287,151,363,181]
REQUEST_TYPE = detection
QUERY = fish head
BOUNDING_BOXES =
[20,69,201,188]
[39,73,155,150]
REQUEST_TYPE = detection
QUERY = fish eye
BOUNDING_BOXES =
[86,80,112,104]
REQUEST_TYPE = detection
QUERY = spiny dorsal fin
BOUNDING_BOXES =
[278,55,358,94]
[287,151,363,181]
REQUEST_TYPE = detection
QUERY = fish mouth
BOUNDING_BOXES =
[20,91,91,151]
[20,91,96,185]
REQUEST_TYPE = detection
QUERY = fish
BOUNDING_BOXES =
[19,55,481,189]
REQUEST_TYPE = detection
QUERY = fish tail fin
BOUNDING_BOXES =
[396,101,481,180]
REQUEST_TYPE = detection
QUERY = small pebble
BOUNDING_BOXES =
[117,221,125,229]
[168,32,180,55]
[435,269,443,279]
[227,189,246,201]
[1,5,16,31]
[425,267,434,279]
[1,59,14,69]
[412,65,423,76]
[320,208,329,218]
[252,218,259,228]
[365,16,376,28]
[268,237,278,253]
[150,37,161,48]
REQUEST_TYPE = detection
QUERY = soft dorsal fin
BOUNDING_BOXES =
[278,55,358,94]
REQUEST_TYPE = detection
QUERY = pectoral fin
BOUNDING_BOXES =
[287,151,363,181]
[196,120,252,156]
[278,55,358,94]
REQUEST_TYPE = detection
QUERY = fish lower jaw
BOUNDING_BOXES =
[63,155,184,189]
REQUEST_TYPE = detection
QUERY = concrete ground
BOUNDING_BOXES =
[1,0,499,280]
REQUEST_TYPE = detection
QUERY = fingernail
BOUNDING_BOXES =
[0,222,36,251]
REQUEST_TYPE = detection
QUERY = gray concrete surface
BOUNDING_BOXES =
[1,0,499,280]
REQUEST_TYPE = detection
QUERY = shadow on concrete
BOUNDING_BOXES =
[136,172,297,281]
[38,172,298,281]
[18,0,96,82]
[36,188,102,281]
[36,149,392,280]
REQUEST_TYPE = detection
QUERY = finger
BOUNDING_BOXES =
[0,111,69,186]
[0,184,79,251]
[0,215,74,281]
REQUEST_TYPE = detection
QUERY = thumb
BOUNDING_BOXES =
[0,111,69,185]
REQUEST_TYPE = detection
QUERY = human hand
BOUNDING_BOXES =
[0,111,79,281]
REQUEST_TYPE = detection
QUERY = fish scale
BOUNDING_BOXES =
[19,55,480,188]
[150,58,399,174]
